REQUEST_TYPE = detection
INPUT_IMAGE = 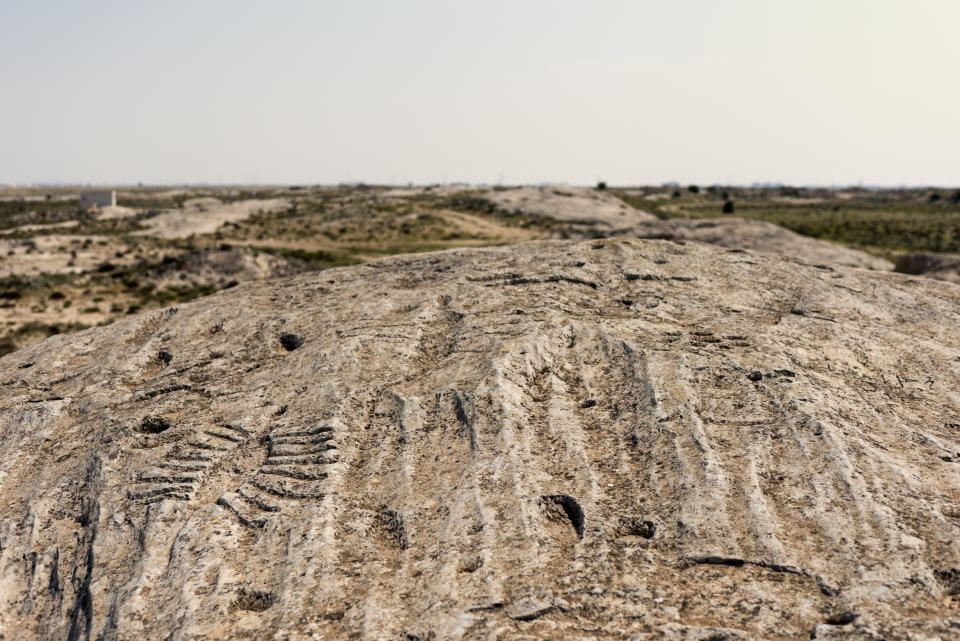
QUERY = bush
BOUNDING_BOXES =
[722,200,735,214]
[596,181,607,191]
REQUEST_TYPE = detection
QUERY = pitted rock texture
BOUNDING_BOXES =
[0,239,958,641]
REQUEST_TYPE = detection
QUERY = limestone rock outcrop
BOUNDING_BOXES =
[0,239,958,640]
[625,217,893,271]
[471,187,890,271]
[479,186,657,227]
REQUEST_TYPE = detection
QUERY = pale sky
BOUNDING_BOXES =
[2,0,958,186]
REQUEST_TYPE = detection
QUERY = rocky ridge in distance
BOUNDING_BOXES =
[468,186,892,271]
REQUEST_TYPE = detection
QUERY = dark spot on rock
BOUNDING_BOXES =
[580,399,597,409]
[934,568,960,595]
[817,578,836,597]
[747,371,763,382]
[619,299,634,306]
[279,332,304,351]
[689,556,745,567]
[458,556,482,573]
[379,507,408,549]
[234,588,275,612]
[824,611,858,626]
[774,369,795,377]
[19,362,34,369]
[619,517,656,539]
[157,351,173,364]
[139,416,170,434]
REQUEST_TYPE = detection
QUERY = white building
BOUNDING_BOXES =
[79,190,116,211]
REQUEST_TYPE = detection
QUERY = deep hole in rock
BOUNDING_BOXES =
[542,494,584,539]
[279,332,304,351]
[824,611,858,626]
[139,416,170,434]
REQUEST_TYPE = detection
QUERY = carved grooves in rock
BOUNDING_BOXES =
[129,423,251,504]
[216,424,337,529]
[559,328,659,543]
[684,361,785,561]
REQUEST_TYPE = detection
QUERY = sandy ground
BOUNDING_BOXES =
[0,234,141,277]
[0,220,79,235]
[95,206,139,220]
[439,210,540,242]
[135,198,289,239]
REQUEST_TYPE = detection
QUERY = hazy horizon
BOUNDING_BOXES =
[3,181,958,190]
[3,1,958,186]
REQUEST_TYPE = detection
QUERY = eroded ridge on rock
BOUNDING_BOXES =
[0,239,958,640]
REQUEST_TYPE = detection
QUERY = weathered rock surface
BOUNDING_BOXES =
[624,218,893,271]
[0,239,958,640]
[895,252,960,284]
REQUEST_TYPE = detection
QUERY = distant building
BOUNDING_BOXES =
[79,190,116,211]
